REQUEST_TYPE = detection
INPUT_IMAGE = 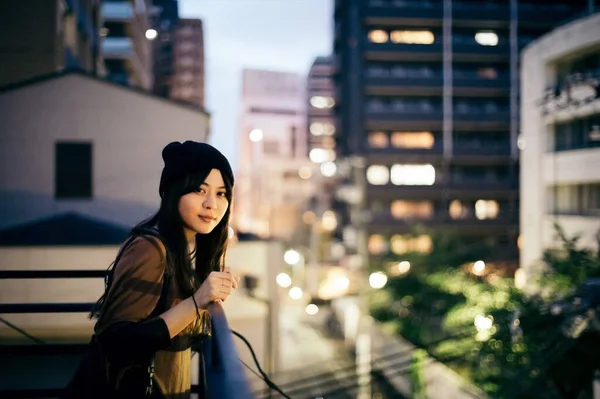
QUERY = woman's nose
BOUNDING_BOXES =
[203,194,217,209]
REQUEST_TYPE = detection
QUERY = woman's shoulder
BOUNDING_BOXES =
[131,233,167,262]
[115,233,168,276]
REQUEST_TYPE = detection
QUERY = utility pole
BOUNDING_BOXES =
[350,155,372,399]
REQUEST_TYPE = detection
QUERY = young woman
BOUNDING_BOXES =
[78,141,238,398]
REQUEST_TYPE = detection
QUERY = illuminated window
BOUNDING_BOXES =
[449,200,469,219]
[477,68,498,79]
[369,131,389,148]
[390,164,435,186]
[368,234,388,255]
[390,200,433,219]
[309,148,336,163]
[320,137,336,149]
[310,96,335,109]
[391,131,434,149]
[366,165,390,185]
[368,29,388,43]
[475,31,498,46]
[390,234,432,254]
[390,30,434,45]
[475,200,499,220]
[310,122,335,136]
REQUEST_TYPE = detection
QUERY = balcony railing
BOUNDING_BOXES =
[0,269,254,398]
[101,36,135,58]
[366,0,443,20]
[102,1,134,21]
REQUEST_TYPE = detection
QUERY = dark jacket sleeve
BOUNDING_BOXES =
[94,236,172,359]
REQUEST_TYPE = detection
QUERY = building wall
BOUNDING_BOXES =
[0,0,101,87]
[520,12,600,277]
[333,0,593,269]
[235,69,311,239]
[0,74,210,229]
[170,18,205,109]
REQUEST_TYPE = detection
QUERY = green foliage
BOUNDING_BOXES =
[369,224,600,399]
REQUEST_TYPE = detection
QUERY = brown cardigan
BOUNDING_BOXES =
[95,236,206,399]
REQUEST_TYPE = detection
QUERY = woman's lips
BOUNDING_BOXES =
[199,216,214,223]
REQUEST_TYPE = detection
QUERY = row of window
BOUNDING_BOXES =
[549,184,600,217]
[365,64,505,80]
[378,199,503,220]
[367,131,509,150]
[553,114,600,152]
[367,29,535,47]
[368,234,432,256]
[367,29,502,46]
[367,0,571,11]
[366,164,511,186]
[365,98,508,113]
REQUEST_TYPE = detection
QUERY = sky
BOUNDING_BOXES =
[179,0,333,170]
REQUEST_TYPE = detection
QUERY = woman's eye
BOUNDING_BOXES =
[217,192,227,197]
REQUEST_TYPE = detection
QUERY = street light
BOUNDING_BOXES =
[284,249,301,265]
[275,272,292,288]
[145,28,158,40]
[249,128,263,142]
[289,286,303,300]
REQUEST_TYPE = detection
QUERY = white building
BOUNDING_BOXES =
[0,69,210,230]
[520,12,600,281]
[235,69,316,240]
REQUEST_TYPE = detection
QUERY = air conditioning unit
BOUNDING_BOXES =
[589,125,600,141]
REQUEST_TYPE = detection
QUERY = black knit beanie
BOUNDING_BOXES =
[159,141,234,198]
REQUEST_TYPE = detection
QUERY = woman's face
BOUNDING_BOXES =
[179,169,229,240]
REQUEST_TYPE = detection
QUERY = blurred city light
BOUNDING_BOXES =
[369,272,388,289]
[514,268,526,289]
[320,161,337,177]
[145,28,158,40]
[473,260,486,275]
[321,210,337,231]
[298,166,312,179]
[475,31,498,46]
[474,314,494,331]
[284,249,301,265]
[249,128,263,142]
[398,261,411,274]
[289,286,303,300]
[309,148,335,163]
[305,303,319,315]
[333,275,350,291]
[309,95,335,109]
[302,211,316,224]
[276,272,292,288]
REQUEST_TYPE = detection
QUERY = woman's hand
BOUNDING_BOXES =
[193,267,239,308]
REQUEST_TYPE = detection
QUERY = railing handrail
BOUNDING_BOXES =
[0,270,107,279]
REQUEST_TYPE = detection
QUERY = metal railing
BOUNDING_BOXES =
[0,269,253,398]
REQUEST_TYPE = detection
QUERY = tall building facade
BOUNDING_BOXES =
[151,0,179,98]
[235,69,312,240]
[520,12,600,282]
[100,0,153,89]
[333,0,593,269]
[0,0,102,87]
[307,56,336,161]
[170,18,205,108]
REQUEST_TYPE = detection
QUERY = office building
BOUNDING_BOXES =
[520,12,600,282]
[170,18,205,108]
[235,69,312,240]
[333,0,593,269]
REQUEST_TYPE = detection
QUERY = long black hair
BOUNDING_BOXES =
[90,168,234,319]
